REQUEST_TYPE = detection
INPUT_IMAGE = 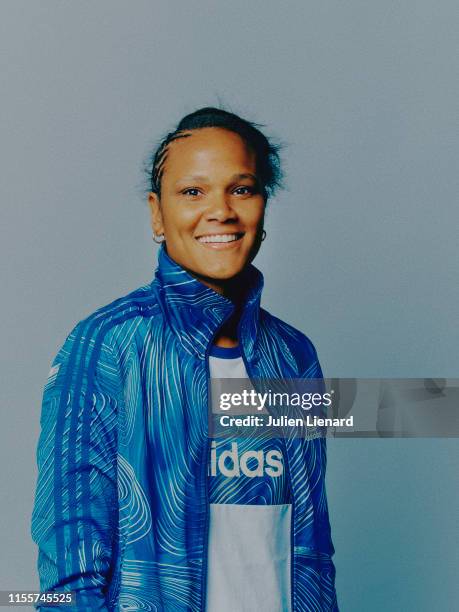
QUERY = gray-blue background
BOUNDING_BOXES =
[1,1,458,610]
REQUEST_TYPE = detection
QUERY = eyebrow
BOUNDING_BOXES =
[174,173,259,186]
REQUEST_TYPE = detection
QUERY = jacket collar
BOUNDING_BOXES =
[151,243,264,360]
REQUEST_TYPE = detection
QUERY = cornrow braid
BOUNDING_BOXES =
[150,130,192,196]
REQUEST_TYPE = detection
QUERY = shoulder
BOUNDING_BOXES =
[52,280,161,368]
[259,307,323,377]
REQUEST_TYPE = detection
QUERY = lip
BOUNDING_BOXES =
[195,232,245,250]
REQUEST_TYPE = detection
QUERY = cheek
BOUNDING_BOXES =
[163,205,200,233]
[241,204,265,229]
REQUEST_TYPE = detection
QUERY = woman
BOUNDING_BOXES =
[31,107,338,611]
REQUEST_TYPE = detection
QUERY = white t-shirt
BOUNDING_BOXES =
[205,344,292,612]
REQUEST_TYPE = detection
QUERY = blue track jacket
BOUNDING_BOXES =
[31,243,338,611]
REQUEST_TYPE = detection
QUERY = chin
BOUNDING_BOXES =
[198,257,247,277]
[203,268,241,282]
[195,262,246,283]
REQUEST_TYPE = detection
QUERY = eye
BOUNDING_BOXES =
[181,188,201,197]
[233,186,255,195]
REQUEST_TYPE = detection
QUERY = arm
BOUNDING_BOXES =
[31,321,120,611]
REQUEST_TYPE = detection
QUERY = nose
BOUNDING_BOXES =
[204,193,238,223]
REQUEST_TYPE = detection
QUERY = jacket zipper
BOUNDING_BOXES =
[236,319,296,612]
[282,435,295,612]
[200,308,234,612]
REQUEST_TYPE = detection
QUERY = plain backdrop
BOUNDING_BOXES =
[1,1,458,610]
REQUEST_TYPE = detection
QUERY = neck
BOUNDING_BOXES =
[193,272,246,302]
[199,274,248,348]
[213,305,243,347]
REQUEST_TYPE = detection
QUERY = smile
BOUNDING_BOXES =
[196,233,244,246]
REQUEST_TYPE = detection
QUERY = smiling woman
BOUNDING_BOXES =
[31,107,339,611]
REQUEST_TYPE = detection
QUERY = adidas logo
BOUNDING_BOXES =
[209,441,284,478]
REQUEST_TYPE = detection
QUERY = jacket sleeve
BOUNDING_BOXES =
[301,348,340,611]
[31,321,120,611]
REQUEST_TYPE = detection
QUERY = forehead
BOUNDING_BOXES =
[162,128,256,180]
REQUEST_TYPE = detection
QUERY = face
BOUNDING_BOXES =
[148,127,266,294]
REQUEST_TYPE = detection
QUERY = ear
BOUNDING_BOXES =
[148,192,165,236]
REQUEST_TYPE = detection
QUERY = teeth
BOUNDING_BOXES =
[197,234,241,243]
